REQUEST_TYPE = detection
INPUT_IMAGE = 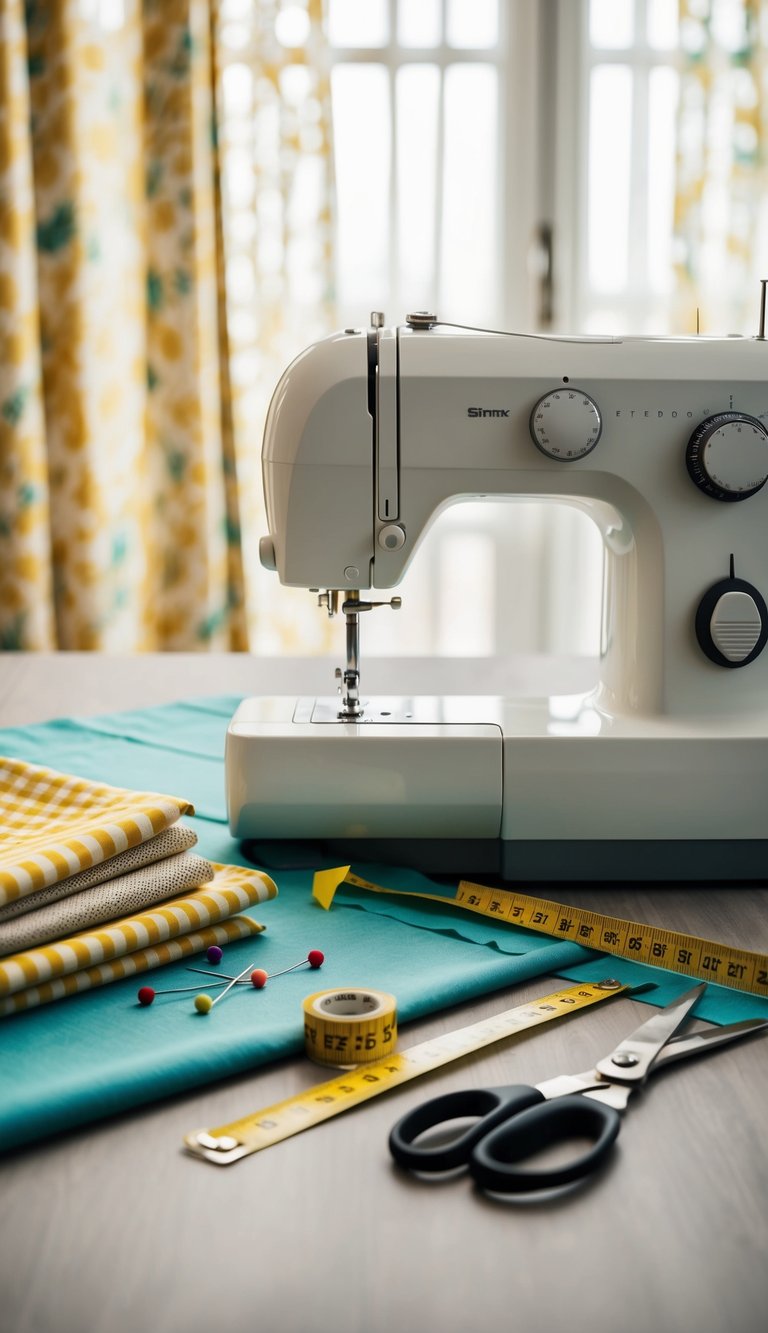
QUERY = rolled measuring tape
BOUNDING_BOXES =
[302,988,397,1067]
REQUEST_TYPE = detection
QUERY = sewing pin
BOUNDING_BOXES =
[187,950,325,990]
[194,959,258,1014]
[137,980,229,1006]
[251,949,325,989]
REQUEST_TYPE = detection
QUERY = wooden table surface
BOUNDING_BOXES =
[1,654,766,1333]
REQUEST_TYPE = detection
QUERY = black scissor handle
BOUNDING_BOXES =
[389,1085,545,1174]
[470,1095,621,1194]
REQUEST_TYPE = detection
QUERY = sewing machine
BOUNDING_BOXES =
[226,308,768,880]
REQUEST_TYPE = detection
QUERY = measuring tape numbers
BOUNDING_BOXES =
[184,978,627,1166]
[303,988,397,1066]
[452,881,768,997]
[313,869,768,999]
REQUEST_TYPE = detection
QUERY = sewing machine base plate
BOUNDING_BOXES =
[227,695,768,878]
[243,837,768,882]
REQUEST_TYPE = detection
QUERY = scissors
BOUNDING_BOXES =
[388,982,768,1194]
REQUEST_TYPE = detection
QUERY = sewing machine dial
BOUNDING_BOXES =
[686,412,768,501]
[529,390,602,461]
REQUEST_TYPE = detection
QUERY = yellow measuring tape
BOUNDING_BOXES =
[184,977,627,1165]
[314,869,768,999]
[302,987,397,1066]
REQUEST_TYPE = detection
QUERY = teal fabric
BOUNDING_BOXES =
[0,697,766,1152]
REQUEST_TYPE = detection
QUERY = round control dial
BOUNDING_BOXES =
[530,389,602,461]
[686,412,768,501]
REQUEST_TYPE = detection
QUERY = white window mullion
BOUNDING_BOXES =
[626,0,650,328]
[430,0,448,319]
[554,0,683,333]
[387,1,398,316]
[432,58,446,319]
[551,0,589,329]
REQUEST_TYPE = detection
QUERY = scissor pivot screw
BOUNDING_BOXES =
[611,1052,640,1067]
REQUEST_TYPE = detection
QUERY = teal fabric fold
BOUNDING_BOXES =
[0,696,765,1152]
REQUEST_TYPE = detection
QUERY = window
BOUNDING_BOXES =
[326,0,603,660]
[555,0,682,333]
[217,1,763,660]
[328,0,508,328]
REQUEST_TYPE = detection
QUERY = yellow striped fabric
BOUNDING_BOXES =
[0,756,193,906]
[0,863,277,998]
[0,915,263,1016]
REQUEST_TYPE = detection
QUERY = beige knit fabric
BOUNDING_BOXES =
[0,864,276,999]
[0,823,199,923]
[0,852,215,956]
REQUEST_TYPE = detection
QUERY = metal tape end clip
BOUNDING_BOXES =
[184,1130,249,1165]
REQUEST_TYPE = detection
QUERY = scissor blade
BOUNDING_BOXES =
[594,982,707,1084]
[650,1017,768,1069]
[537,1015,768,1113]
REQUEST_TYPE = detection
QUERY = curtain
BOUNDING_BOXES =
[216,0,337,654]
[0,0,249,650]
[674,0,768,334]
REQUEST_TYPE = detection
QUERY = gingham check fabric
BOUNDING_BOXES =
[0,915,264,1017]
[0,862,277,1000]
[0,756,278,1017]
[0,756,194,907]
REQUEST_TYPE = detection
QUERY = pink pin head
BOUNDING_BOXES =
[307,950,324,969]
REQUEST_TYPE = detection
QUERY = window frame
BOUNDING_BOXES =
[551,0,684,333]
[326,0,546,331]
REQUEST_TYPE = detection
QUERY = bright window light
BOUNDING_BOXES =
[398,0,441,48]
[588,65,632,294]
[589,0,634,49]
[647,67,679,294]
[328,0,388,47]
[446,0,498,49]
[440,64,498,321]
[396,65,440,305]
[332,63,392,314]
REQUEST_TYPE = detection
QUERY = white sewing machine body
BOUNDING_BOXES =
[227,318,768,879]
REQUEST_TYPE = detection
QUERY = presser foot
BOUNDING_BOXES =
[314,697,416,724]
[322,588,402,720]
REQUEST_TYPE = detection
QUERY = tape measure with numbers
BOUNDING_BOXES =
[313,868,768,999]
[184,977,629,1165]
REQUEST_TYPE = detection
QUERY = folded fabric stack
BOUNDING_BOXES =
[0,756,276,1016]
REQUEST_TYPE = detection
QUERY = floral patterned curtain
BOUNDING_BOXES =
[0,0,243,650]
[674,0,768,334]
[0,0,333,652]
[216,0,336,653]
